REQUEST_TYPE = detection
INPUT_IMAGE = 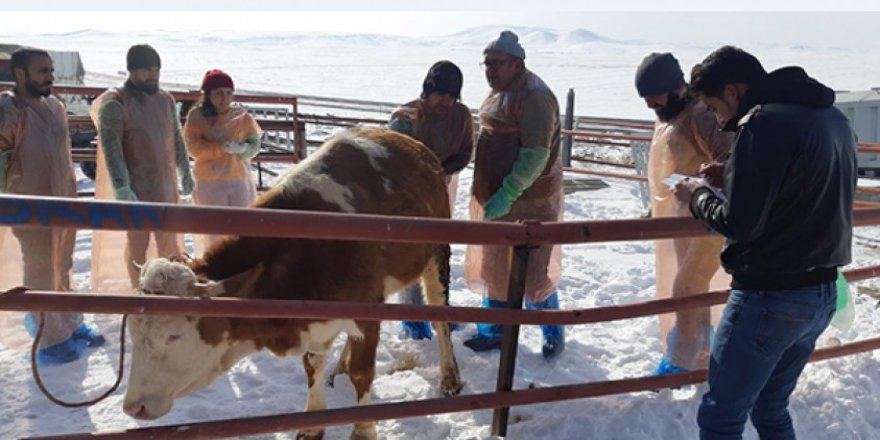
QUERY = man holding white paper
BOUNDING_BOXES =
[634,52,733,375]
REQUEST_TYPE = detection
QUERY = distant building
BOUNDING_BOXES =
[836,88,880,175]
[0,51,11,82]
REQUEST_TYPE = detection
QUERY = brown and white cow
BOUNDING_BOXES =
[122,127,463,440]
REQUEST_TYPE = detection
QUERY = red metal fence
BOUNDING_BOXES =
[1,196,879,439]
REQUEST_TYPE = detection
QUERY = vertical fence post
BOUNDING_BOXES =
[491,244,534,437]
[562,88,575,167]
[296,121,308,161]
[631,140,651,213]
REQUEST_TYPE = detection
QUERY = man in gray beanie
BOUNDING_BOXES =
[388,60,474,340]
[88,44,194,290]
[126,44,161,72]
[464,30,566,360]
[634,52,733,377]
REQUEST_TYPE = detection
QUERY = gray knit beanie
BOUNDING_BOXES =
[126,44,161,71]
[484,30,526,60]
[635,52,685,97]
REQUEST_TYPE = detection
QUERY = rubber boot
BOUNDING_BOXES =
[527,292,565,360]
[398,285,433,340]
[463,297,506,352]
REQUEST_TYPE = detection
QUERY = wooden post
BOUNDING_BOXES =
[562,88,575,167]
[491,244,533,437]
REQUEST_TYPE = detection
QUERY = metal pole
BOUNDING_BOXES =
[491,244,533,436]
[562,89,575,167]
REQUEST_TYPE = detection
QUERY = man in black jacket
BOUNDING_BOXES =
[674,46,857,439]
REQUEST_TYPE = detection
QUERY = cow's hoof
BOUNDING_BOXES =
[296,429,325,440]
[349,425,377,440]
[442,377,464,397]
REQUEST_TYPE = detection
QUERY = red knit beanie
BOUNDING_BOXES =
[201,69,234,93]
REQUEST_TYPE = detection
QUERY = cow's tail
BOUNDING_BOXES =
[438,243,451,305]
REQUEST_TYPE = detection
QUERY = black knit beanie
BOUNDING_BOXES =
[421,60,463,99]
[635,52,685,97]
[126,44,161,71]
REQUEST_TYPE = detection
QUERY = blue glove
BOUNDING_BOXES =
[482,147,550,220]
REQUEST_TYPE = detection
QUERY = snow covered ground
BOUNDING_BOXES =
[2,21,880,440]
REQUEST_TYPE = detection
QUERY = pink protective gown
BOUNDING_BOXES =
[0,91,80,348]
[649,99,733,370]
[466,69,563,303]
[90,85,185,292]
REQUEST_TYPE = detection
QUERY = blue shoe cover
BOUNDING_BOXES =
[653,357,688,376]
[24,312,39,337]
[72,324,106,348]
[399,320,433,340]
[463,333,503,351]
[527,292,566,360]
[541,324,565,360]
[464,298,506,352]
[36,337,88,366]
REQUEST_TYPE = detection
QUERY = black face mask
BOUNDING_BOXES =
[654,91,690,122]
[125,78,159,95]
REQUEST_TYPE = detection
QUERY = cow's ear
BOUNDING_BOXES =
[207,263,264,298]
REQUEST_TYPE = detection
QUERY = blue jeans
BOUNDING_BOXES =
[698,283,836,440]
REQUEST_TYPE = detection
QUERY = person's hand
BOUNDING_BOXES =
[223,141,247,154]
[699,162,725,188]
[206,126,227,142]
[483,192,512,220]
[673,178,702,205]
[114,186,138,202]
[181,173,195,196]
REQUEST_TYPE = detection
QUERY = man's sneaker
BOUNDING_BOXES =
[37,337,88,366]
[72,324,106,348]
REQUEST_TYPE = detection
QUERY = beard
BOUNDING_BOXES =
[654,91,690,122]
[126,79,159,95]
[24,74,51,97]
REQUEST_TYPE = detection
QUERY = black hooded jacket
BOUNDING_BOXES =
[690,67,858,289]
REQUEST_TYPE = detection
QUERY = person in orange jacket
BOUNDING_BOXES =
[184,69,262,252]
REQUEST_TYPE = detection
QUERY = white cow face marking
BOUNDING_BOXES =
[123,314,228,420]
[123,259,263,420]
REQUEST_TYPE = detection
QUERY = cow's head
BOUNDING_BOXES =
[123,258,262,420]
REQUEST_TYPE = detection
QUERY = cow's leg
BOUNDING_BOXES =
[326,338,351,388]
[347,321,380,440]
[297,351,328,440]
[423,244,463,396]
